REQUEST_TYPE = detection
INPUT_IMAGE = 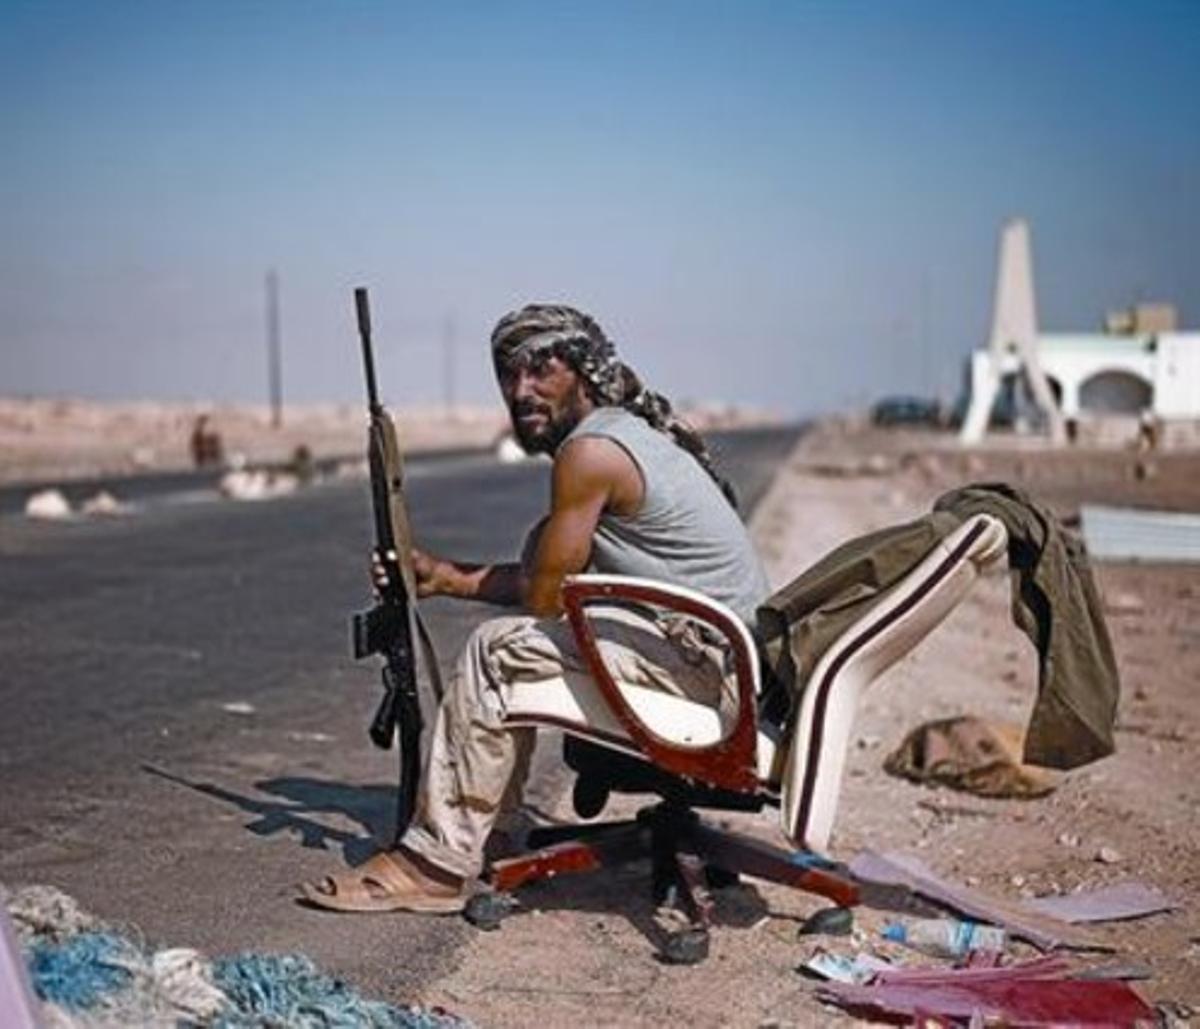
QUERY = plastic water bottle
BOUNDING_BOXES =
[881,917,1007,958]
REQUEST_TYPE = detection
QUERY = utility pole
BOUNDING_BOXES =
[442,314,457,411]
[920,269,931,400]
[265,269,283,428]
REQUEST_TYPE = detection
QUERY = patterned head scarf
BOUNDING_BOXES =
[491,304,739,510]
[491,305,625,405]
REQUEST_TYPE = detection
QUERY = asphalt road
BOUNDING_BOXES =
[0,424,800,1001]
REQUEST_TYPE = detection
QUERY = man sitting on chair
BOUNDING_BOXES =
[304,303,769,913]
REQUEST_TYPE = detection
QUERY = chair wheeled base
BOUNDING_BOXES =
[469,800,859,964]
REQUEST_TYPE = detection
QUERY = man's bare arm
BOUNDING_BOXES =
[524,436,639,616]
[410,552,525,607]
[397,436,639,615]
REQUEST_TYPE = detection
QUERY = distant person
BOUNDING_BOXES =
[1137,410,1160,452]
[288,443,315,483]
[303,303,769,913]
[189,415,224,468]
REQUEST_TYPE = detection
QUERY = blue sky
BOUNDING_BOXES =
[2,0,1197,414]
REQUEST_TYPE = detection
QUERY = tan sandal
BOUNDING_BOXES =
[300,850,469,914]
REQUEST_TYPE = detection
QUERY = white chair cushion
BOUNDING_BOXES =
[503,672,778,781]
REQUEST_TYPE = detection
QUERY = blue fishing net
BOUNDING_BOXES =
[213,953,467,1029]
[27,931,134,1010]
[11,884,469,1027]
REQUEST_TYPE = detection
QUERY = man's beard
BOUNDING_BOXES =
[510,398,587,455]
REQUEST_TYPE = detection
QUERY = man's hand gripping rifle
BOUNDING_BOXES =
[350,287,441,840]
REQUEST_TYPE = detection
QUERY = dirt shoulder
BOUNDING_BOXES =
[0,397,779,487]
[419,421,1199,1027]
[0,397,509,485]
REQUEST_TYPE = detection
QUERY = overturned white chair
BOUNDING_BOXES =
[475,513,1009,962]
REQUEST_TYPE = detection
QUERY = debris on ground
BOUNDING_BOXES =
[3,883,468,1028]
[220,701,256,716]
[218,469,299,502]
[1024,881,1177,925]
[816,956,1157,1025]
[798,949,891,984]
[797,906,854,937]
[284,731,335,744]
[881,916,1007,959]
[80,491,129,516]
[1073,961,1155,981]
[1081,504,1200,563]
[4,885,99,943]
[24,489,72,520]
[883,716,1058,799]
[848,850,1104,951]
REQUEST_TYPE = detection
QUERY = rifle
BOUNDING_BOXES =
[350,286,440,840]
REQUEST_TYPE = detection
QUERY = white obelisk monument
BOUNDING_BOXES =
[960,219,1066,444]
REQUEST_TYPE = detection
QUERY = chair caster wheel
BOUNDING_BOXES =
[463,891,518,931]
[660,927,710,965]
[704,864,740,889]
[572,776,610,819]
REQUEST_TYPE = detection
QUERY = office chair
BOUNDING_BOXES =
[470,513,1008,962]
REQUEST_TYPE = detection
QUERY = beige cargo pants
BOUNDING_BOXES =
[400,606,732,880]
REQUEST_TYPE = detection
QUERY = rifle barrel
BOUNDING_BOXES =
[355,287,382,413]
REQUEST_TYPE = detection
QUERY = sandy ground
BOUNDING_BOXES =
[414,421,1199,1027]
[0,397,508,485]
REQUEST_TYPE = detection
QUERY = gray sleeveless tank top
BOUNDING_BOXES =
[565,407,769,625]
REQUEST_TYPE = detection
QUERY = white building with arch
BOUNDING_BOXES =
[965,330,1200,421]
[960,220,1199,443]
